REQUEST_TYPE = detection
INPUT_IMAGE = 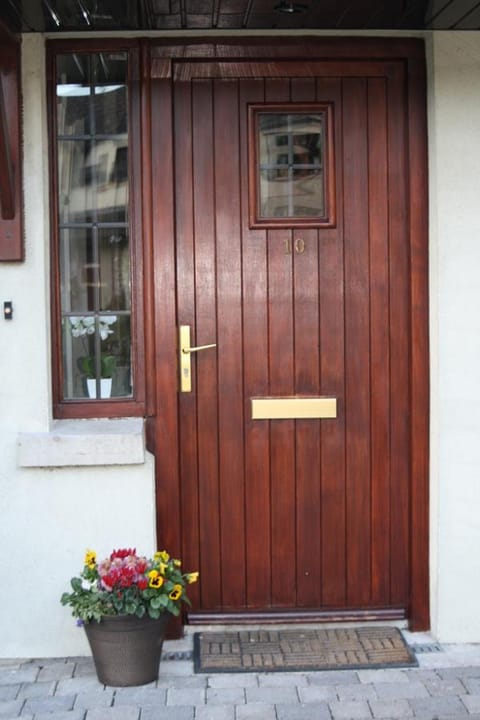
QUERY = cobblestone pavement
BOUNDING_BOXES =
[2,631,480,720]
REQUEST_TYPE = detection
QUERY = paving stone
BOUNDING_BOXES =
[298,684,337,703]
[423,677,466,695]
[157,661,193,677]
[34,712,87,720]
[74,690,115,708]
[205,687,245,704]
[246,685,299,704]
[276,703,332,720]
[56,677,106,695]
[307,670,360,685]
[328,699,372,719]
[461,694,480,713]
[235,702,277,720]
[113,688,166,706]
[357,669,409,684]
[140,707,194,720]
[0,663,21,670]
[17,681,56,699]
[368,698,413,718]
[438,666,480,681]
[0,687,19,702]
[73,661,96,678]
[403,669,441,683]
[194,705,235,720]
[166,687,205,706]
[408,694,468,717]
[462,677,480,693]
[257,673,308,687]
[86,707,140,720]
[0,699,23,717]
[0,669,39,686]
[156,676,207,690]
[373,681,429,700]
[23,693,76,714]
[336,683,377,701]
[37,663,76,681]
[207,675,258,689]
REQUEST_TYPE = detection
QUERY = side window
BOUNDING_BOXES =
[50,45,144,416]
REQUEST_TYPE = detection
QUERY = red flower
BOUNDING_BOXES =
[137,577,148,590]
[110,548,136,560]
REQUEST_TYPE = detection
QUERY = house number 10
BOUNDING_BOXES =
[284,238,306,254]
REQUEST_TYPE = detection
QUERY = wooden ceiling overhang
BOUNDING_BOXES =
[1,0,480,33]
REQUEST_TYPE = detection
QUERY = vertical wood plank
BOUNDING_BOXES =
[408,56,430,631]
[316,77,347,608]
[266,77,297,608]
[291,76,322,607]
[214,78,246,609]
[343,77,372,606]
[151,78,181,558]
[174,79,200,607]
[368,77,391,605]
[192,79,222,609]
[240,78,272,609]
[387,66,410,607]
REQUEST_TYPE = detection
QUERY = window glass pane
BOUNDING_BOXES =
[56,52,132,401]
[60,227,95,312]
[256,111,326,221]
[98,228,131,311]
[62,313,132,400]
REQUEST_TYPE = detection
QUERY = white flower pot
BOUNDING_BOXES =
[86,378,112,399]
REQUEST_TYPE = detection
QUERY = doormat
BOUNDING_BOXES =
[193,626,418,673]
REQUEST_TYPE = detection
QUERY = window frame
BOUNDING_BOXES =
[48,40,146,419]
[248,102,336,229]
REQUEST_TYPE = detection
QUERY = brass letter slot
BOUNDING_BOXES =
[251,397,337,420]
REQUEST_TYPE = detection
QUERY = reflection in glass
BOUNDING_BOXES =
[56,52,132,401]
[258,112,325,219]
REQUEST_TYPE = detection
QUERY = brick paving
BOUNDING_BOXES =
[2,631,480,719]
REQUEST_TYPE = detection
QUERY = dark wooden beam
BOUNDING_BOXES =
[0,74,15,220]
[0,41,23,261]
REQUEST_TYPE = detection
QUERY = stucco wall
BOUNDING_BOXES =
[427,32,480,642]
[0,35,156,657]
[2,31,480,657]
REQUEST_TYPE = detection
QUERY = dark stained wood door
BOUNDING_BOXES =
[150,44,429,627]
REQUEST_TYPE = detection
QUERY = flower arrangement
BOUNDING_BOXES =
[61,548,199,623]
[69,315,117,378]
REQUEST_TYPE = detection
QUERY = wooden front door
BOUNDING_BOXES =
[150,40,429,629]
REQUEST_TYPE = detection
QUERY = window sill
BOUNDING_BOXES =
[17,418,145,468]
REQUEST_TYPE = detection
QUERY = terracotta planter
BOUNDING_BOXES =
[84,613,171,686]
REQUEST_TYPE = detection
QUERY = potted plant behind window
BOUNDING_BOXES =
[69,316,117,398]
[61,548,199,686]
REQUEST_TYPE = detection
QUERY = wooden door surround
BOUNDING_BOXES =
[145,37,429,632]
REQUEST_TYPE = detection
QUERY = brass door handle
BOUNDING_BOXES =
[179,325,216,392]
[182,343,217,354]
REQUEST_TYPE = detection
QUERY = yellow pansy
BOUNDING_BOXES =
[154,550,170,564]
[148,570,164,589]
[187,572,199,584]
[173,559,182,567]
[84,550,97,569]
[169,584,183,601]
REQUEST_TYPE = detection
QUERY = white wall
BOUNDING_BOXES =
[0,36,156,658]
[428,32,480,642]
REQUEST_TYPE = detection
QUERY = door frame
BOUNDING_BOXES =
[144,36,429,631]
